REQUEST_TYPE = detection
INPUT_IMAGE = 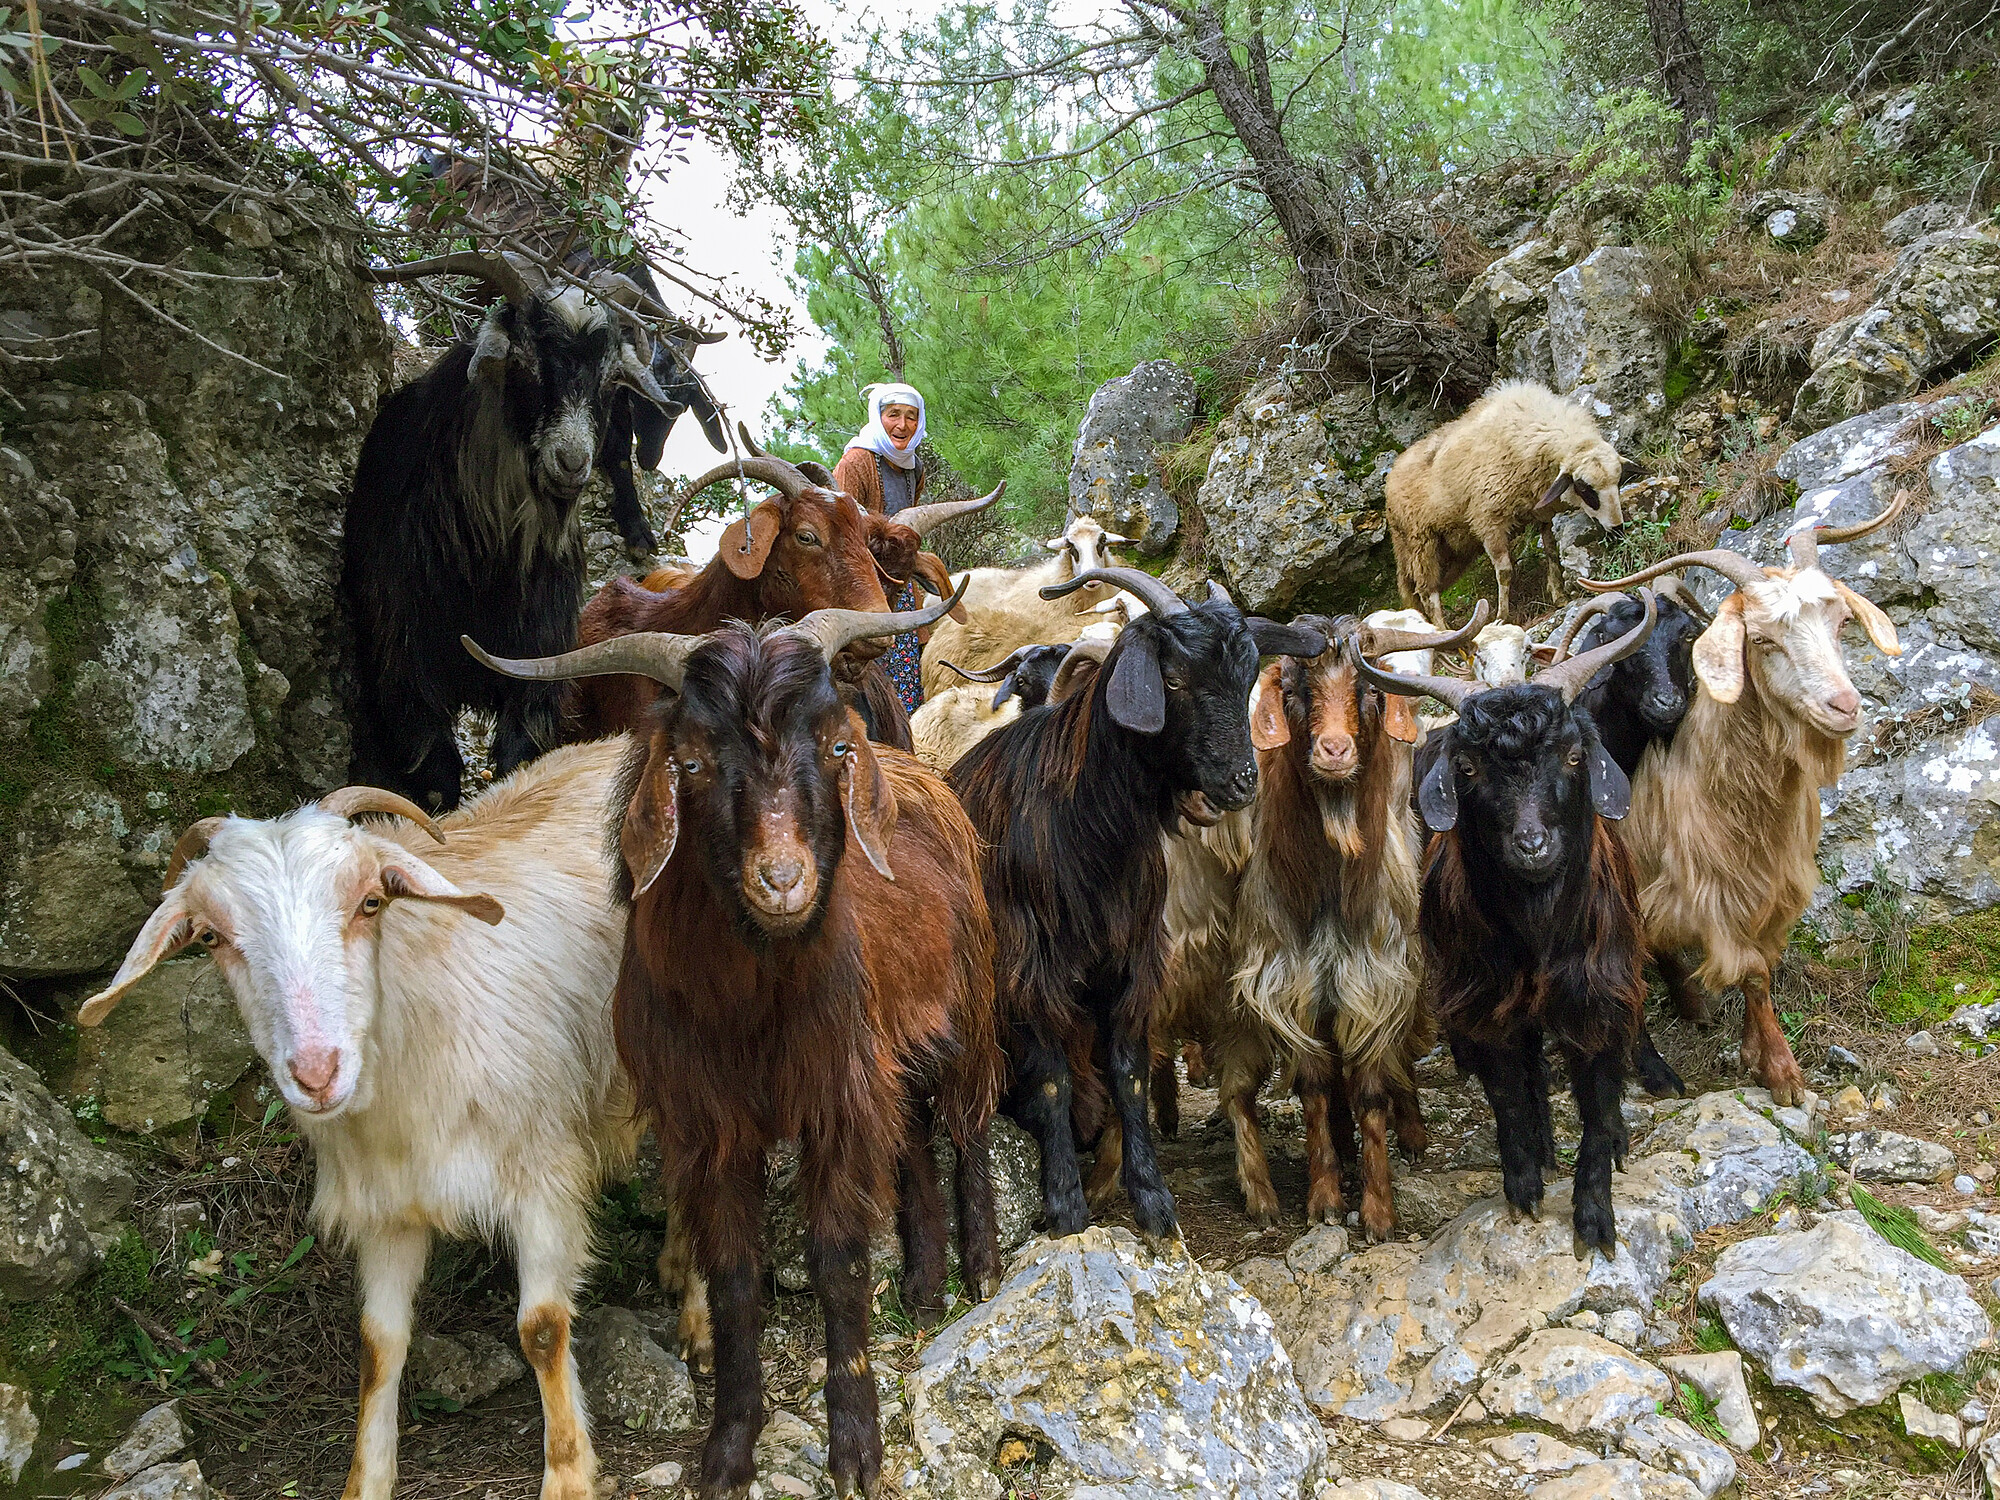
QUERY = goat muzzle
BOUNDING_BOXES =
[1176,789,1227,827]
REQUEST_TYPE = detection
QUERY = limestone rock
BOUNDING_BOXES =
[1068,360,1197,554]
[0,1045,136,1298]
[103,1402,188,1480]
[1546,247,1671,449]
[1454,238,1572,345]
[1634,1089,1815,1231]
[102,1461,209,1499]
[1321,1483,1433,1500]
[1477,1330,1672,1437]
[1614,1412,1736,1498]
[1794,228,2000,431]
[0,1383,37,1484]
[1200,378,1439,616]
[0,787,152,978]
[1528,1459,1701,1500]
[573,1306,697,1435]
[1698,1210,1993,1415]
[1899,1392,1962,1445]
[1483,1431,1595,1475]
[1742,190,1832,251]
[897,1226,1325,1499]
[407,1329,528,1407]
[1887,203,1968,247]
[1826,1129,1956,1183]
[68,956,257,1134]
[1658,1352,1758,1451]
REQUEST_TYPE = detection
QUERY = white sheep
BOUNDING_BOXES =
[79,743,637,1500]
[918,514,1133,698]
[1472,621,1530,686]
[1385,380,1626,626]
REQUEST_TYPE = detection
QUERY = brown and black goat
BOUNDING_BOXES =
[1577,496,1905,1106]
[950,567,1325,1245]
[1354,596,1659,1257]
[466,581,999,1500]
[563,448,994,742]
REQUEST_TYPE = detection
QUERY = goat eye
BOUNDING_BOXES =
[680,758,702,776]
[831,741,852,758]
[796,529,822,547]
[198,928,220,948]
[360,894,384,915]
[1165,675,1187,692]
[1567,748,1583,767]
[1455,757,1477,779]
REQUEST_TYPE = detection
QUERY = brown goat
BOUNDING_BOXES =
[467,585,999,1500]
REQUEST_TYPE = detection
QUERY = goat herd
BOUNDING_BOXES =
[73,269,1910,1500]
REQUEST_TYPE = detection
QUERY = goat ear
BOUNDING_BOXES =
[840,716,897,880]
[1585,742,1632,820]
[1417,746,1459,832]
[78,892,198,1026]
[1249,661,1290,750]
[1692,594,1748,704]
[376,851,505,925]
[621,744,681,896]
[1834,579,1901,657]
[912,553,969,623]
[1381,691,1421,745]
[718,499,784,580]
[467,321,511,386]
[1106,633,1167,734]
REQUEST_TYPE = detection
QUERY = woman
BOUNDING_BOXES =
[833,382,931,713]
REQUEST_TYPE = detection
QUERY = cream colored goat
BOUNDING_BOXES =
[1387,380,1626,625]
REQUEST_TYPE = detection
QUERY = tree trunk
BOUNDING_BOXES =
[1644,0,1717,148]
[837,232,908,379]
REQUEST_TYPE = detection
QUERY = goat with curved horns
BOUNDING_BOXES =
[1353,595,1659,1258]
[467,578,1000,1500]
[1574,495,1905,1106]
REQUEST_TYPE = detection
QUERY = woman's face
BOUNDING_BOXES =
[881,403,920,448]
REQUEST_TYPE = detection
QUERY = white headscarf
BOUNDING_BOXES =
[846,382,926,471]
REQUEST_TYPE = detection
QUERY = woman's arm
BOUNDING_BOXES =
[832,449,882,514]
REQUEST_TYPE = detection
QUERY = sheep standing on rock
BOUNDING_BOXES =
[1386,380,1627,625]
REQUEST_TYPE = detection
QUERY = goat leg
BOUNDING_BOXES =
[700,1255,765,1500]
[1010,1025,1090,1236]
[1181,1040,1213,1089]
[341,1225,428,1500]
[1631,1021,1686,1099]
[809,1234,883,1500]
[1218,1027,1282,1226]
[1152,1047,1182,1139]
[1109,1021,1181,1246]
[1085,1116,1124,1212]
[1459,1034,1546,1220]
[657,1214,713,1375]
[1390,1077,1430,1160]
[894,1101,950,1323]
[1524,1031,1558,1173]
[951,1123,1003,1301]
[1348,1065,1397,1243]
[1740,965,1805,1108]
[1565,1044,1626,1260]
[515,1209,597,1500]
[1654,950,1710,1024]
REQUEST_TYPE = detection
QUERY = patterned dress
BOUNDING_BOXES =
[872,455,926,714]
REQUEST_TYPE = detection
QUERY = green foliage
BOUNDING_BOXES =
[1561,90,1734,270]
[1677,1381,1728,1443]
[1873,910,2000,1023]
[1850,1185,1952,1271]
[1694,1315,1733,1353]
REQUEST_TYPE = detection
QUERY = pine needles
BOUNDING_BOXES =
[1850,1184,1953,1271]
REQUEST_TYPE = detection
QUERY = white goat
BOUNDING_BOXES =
[79,742,636,1500]
[918,514,1133,698]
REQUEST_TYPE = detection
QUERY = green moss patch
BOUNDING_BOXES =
[1872,910,2000,1025]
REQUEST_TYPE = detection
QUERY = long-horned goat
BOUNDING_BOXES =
[77,748,635,1500]
[918,515,1135,698]
[565,446,996,742]
[1354,597,1660,1257]
[466,582,1000,1500]
[344,251,683,811]
[908,642,1075,773]
[1386,380,1627,625]
[1575,497,1905,1106]
[950,567,1324,1245]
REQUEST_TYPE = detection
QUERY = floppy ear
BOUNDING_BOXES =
[1417,745,1459,832]
[839,716,898,880]
[1248,618,1329,659]
[1106,632,1167,734]
[1585,742,1632,820]
[912,554,969,623]
[1051,651,1102,704]
[1381,691,1421,745]
[719,499,784,580]
[373,843,505,925]
[467,320,511,385]
[1249,661,1290,750]
[1834,580,1901,657]
[77,891,198,1026]
[992,674,1020,711]
[1693,594,1748,704]
[621,741,681,895]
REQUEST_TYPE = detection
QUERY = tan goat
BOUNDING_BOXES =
[1387,380,1626,625]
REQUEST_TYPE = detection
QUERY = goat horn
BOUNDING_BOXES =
[1355,598,1492,657]
[683,455,818,504]
[360,249,537,307]
[1581,547,1768,593]
[463,631,704,692]
[896,481,1006,538]
[1347,639,1480,711]
[1650,572,1712,625]
[737,421,769,459]
[1533,588,1658,704]
[1044,566,1187,619]
[941,647,1037,684]
[1552,596,1621,662]
[1786,489,1909,571]
[163,816,228,893]
[785,574,972,665]
[318,786,446,844]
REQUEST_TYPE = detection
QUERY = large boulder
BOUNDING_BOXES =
[1698,1210,1992,1416]
[1546,247,1671,449]
[0,1044,136,1298]
[894,1226,1325,1499]
[66,956,257,1134]
[1068,360,1197,555]
[1200,378,1439,616]
[1793,227,2000,432]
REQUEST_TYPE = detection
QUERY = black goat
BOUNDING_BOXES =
[950,568,1324,1243]
[344,253,675,810]
[1355,594,1658,1257]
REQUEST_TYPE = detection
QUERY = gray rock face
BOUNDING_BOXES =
[101,1461,209,1500]
[1629,1089,1815,1232]
[0,787,154,978]
[1742,190,1832,251]
[103,1402,188,1480]
[407,1329,528,1407]
[1827,1129,1957,1183]
[1658,1352,1758,1451]
[1546,247,1670,449]
[66,957,257,1134]
[1794,228,2000,431]
[897,1226,1325,1499]
[1614,1412,1737,1498]
[0,1383,36,1484]
[1698,1210,1993,1415]
[573,1306,697,1435]
[1887,203,1969,247]
[0,1044,136,1298]
[1454,239,1573,346]
[1199,378,1439,617]
[1478,1330,1672,1435]
[1528,1459,1701,1500]
[1068,360,1197,554]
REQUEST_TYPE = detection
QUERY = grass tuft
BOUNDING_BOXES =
[1850,1185,1952,1271]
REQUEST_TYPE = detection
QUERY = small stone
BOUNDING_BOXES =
[633,1460,683,1489]
[1617,1411,1738,1498]
[0,1384,37,1484]
[1826,1129,1956,1184]
[1976,1110,1993,1128]
[1462,1398,1488,1422]
[102,1461,209,1499]
[1956,1174,1980,1196]
[572,1307,696,1435]
[407,1330,528,1407]
[1479,1330,1673,1436]
[1825,1045,1862,1073]
[103,1402,188,1479]
[1661,1352,1759,1451]
[1380,1416,1431,1442]
[1483,1431,1595,1474]
[1901,1392,1963,1446]
[1960,1398,1989,1426]
[1284,1222,1351,1278]
[1975,1163,1996,1183]
[1914,1205,1969,1233]
[1563,1309,1603,1332]
[1602,1309,1645,1348]
[1873,1085,1901,1111]
[55,1453,88,1471]
[1322,1482,1436,1500]
[1529,1458,1702,1500]
[1907,1031,1941,1056]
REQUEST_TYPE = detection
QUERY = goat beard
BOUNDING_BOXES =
[1176,790,1225,828]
